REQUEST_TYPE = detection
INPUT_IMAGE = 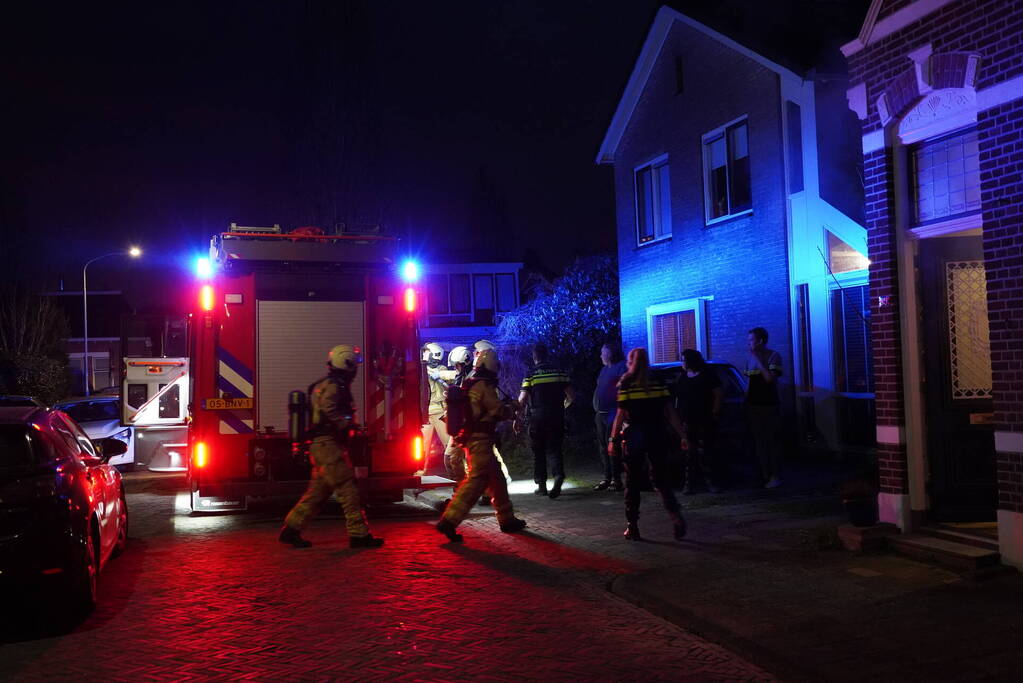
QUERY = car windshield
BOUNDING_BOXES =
[0,425,35,468]
[56,400,119,423]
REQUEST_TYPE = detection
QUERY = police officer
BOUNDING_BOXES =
[517,343,575,498]
[436,348,527,542]
[279,344,384,549]
[442,345,472,484]
[423,342,456,474]
[608,347,687,541]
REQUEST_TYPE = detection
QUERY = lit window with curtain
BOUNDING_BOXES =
[652,310,696,364]
[635,157,672,244]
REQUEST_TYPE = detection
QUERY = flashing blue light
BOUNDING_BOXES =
[196,257,213,279]
[402,260,420,282]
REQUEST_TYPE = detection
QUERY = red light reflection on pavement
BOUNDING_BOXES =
[0,512,773,681]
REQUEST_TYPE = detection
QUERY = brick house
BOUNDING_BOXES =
[598,6,870,456]
[842,0,1023,565]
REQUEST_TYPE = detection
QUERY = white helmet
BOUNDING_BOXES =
[421,342,444,363]
[328,344,363,372]
[448,345,471,367]
[473,339,496,356]
[473,348,499,374]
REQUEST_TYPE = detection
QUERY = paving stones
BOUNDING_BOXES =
[0,481,774,682]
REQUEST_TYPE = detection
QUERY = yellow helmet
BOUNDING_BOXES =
[473,348,499,374]
[328,344,363,371]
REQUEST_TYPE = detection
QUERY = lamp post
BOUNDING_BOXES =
[82,246,142,396]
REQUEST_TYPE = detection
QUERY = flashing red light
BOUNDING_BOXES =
[404,287,417,313]
[200,284,215,311]
[412,434,424,462]
[195,441,209,468]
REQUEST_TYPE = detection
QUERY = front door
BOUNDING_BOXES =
[919,236,996,521]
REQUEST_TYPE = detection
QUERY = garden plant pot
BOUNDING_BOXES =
[844,497,878,527]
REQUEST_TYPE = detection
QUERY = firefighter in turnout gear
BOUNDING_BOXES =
[469,339,512,491]
[436,348,526,542]
[279,344,385,549]
[517,343,575,498]
[442,345,472,483]
[422,342,456,474]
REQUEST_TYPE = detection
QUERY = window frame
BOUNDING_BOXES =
[702,116,753,225]
[908,126,981,230]
[633,153,672,247]
[828,270,874,398]
[645,298,709,364]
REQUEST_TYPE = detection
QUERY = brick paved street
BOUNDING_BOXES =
[0,474,775,682]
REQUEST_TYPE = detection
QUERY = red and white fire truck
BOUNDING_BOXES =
[187,227,433,512]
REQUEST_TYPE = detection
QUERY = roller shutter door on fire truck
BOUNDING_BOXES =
[256,301,366,432]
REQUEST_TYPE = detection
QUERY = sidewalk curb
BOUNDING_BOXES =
[611,568,826,683]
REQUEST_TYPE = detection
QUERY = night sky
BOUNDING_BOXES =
[1,1,866,308]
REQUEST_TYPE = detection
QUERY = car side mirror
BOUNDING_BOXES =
[96,438,128,460]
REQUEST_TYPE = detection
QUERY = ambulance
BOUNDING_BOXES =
[187,226,433,512]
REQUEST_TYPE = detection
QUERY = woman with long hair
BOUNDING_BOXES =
[607,347,688,541]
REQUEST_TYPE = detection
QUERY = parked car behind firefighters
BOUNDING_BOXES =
[0,406,129,614]
[52,396,135,470]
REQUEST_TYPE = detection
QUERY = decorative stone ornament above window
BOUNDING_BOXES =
[876,51,982,133]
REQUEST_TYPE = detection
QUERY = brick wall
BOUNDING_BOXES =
[979,97,1023,511]
[613,18,793,381]
[862,146,910,494]
[848,0,1023,134]
[847,0,1023,503]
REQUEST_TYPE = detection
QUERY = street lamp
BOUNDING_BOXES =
[82,247,142,396]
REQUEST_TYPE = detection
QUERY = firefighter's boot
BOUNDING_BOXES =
[499,518,527,533]
[350,533,385,549]
[279,525,312,548]
[436,519,463,543]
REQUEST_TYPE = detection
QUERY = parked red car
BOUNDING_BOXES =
[0,406,128,613]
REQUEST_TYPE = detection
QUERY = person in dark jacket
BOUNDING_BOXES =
[608,347,688,541]
[592,342,627,491]
[517,343,575,498]
[744,327,784,488]
[675,349,723,494]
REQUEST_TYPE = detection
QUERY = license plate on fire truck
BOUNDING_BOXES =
[202,398,254,410]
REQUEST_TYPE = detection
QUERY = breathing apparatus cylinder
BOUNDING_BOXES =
[288,390,307,442]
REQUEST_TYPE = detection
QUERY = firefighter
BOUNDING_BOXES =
[469,339,512,488]
[422,342,456,474]
[442,345,472,483]
[517,343,575,498]
[436,348,526,542]
[279,344,384,549]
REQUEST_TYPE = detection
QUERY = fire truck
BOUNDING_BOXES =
[187,226,435,512]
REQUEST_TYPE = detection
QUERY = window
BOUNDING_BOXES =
[495,273,517,312]
[674,57,685,94]
[786,101,804,194]
[473,274,495,325]
[92,354,111,391]
[827,231,870,274]
[832,285,873,394]
[635,157,672,244]
[159,384,181,419]
[449,274,471,314]
[796,284,813,392]
[911,128,980,225]
[646,299,707,364]
[427,274,449,314]
[704,119,751,221]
